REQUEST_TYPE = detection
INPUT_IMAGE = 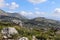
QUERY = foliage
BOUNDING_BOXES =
[0,22,60,40]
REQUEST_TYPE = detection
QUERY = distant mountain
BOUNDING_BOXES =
[0,9,8,16]
[6,13,26,19]
[0,9,60,28]
[0,9,27,20]
[24,17,60,28]
[32,17,59,24]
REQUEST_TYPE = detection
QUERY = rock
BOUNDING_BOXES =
[1,27,18,37]
[32,36,36,40]
[19,37,29,40]
[12,19,23,27]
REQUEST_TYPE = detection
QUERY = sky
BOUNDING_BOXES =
[0,0,60,20]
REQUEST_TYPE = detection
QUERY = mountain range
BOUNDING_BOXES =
[0,9,26,20]
[0,9,60,28]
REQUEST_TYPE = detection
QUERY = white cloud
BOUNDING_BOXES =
[7,11,16,13]
[8,2,19,10]
[20,11,34,16]
[28,0,47,4]
[0,0,5,8]
[54,8,60,13]
[6,3,9,6]
[35,7,39,10]
[20,11,46,19]
[35,11,45,16]
[0,0,19,10]
[52,8,60,17]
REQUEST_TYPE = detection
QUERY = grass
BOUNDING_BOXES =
[0,22,60,40]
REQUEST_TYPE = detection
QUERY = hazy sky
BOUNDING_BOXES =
[0,0,60,20]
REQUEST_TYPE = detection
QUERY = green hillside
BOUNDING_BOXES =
[0,21,60,40]
[0,9,60,40]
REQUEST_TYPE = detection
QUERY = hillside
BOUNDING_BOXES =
[0,9,26,20]
[0,9,60,29]
[0,9,60,40]
[24,17,60,28]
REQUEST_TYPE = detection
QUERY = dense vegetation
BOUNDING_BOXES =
[0,22,60,40]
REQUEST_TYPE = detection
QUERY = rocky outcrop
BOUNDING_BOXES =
[12,19,23,27]
[19,37,29,40]
[1,27,18,38]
